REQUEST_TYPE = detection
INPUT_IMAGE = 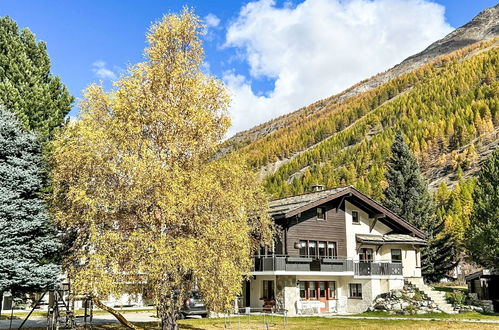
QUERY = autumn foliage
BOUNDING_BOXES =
[49,9,273,330]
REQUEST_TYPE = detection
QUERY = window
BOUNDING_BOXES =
[318,241,327,257]
[317,207,326,220]
[309,281,316,299]
[391,249,402,263]
[327,281,337,299]
[349,283,362,298]
[359,248,373,262]
[262,280,275,300]
[299,240,307,256]
[352,210,360,224]
[327,242,337,257]
[319,282,326,298]
[299,282,306,298]
[308,241,317,257]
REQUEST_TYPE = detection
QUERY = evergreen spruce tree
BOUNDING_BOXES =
[0,16,73,141]
[0,109,60,301]
[383,133,433,229]
[466,149,499,269]
[383,132,455,282]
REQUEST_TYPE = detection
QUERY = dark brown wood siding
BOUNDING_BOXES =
[284,201,347,257]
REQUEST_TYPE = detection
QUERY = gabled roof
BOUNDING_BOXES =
[269,186,349,217]
[269,186,426,239]
[356,234,426,245]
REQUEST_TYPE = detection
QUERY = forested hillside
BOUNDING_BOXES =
[224,39,498,252]
[229,40,497,199]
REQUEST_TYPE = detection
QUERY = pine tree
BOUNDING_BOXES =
[0,16,73,141]
[383,132,433,230]
[383,132,455,282]
[421,218,457,283]
[0,109,60,297]
[466,149,499,269]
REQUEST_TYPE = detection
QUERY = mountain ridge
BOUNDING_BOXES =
[220,4,499,160]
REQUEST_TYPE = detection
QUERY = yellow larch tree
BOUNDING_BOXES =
[49,9,273,330]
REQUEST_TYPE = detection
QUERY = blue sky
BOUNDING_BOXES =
[1,0,497,135]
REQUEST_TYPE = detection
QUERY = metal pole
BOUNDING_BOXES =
[84,298,87,325]
[8,301,13,330]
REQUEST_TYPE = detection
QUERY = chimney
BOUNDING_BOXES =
[311,184,325,192]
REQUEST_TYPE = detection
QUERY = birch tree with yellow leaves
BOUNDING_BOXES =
[49,9,273,330]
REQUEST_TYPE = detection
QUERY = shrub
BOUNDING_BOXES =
[446,290,466,306]
[413,292,423,301]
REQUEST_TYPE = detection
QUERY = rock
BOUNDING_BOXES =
[474,307,484,313]
[388,310,396,315]
[433,309,442,313]
[406,292,415,299]
[394,290,403,298]
[393,303,403,311]
[401,302,410,309]
[416,310,427,314]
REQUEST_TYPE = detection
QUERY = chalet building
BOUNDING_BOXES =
[239,186,427,315]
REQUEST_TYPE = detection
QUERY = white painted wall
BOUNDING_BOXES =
[378,244,422,278]
[344,201,391,259]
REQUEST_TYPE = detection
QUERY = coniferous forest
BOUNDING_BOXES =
[226,40,498,251]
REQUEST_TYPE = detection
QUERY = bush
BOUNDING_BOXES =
[404,304,417,314]
[446,290,466,306]
[413,292,423,301]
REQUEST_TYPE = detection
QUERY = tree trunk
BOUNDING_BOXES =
[160,311,178,330]
[157,303,178,330]
[92,297,143,330]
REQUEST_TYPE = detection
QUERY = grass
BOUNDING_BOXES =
[0,307,156,319]
[355,310,499,320]
[22,315,499,330]
[432,285,468,294]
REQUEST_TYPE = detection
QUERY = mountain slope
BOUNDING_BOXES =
[221,4,499,160]
[219,5,499,201]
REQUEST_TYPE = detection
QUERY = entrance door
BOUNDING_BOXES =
[318,281,327,312]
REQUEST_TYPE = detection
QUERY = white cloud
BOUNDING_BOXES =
[92,60,117,80]
[223,0,453,136]
[205,13,221,28]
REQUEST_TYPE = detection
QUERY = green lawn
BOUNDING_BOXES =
[24,315,499,330]
[0,307,156,319]
[83,317,499,330]
[355,310,499,320]
[432,285,468,294]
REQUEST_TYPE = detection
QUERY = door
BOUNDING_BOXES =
[318,281,327,312]
[358,248,373,275]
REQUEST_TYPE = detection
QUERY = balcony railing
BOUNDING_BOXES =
[354,261,402,276]
[252,256,402,275]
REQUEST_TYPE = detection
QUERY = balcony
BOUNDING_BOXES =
[252,255,353,272]
[252,256,402,276]
[354,261,402,276]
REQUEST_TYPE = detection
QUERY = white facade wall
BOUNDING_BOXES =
[344,201,391,260]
